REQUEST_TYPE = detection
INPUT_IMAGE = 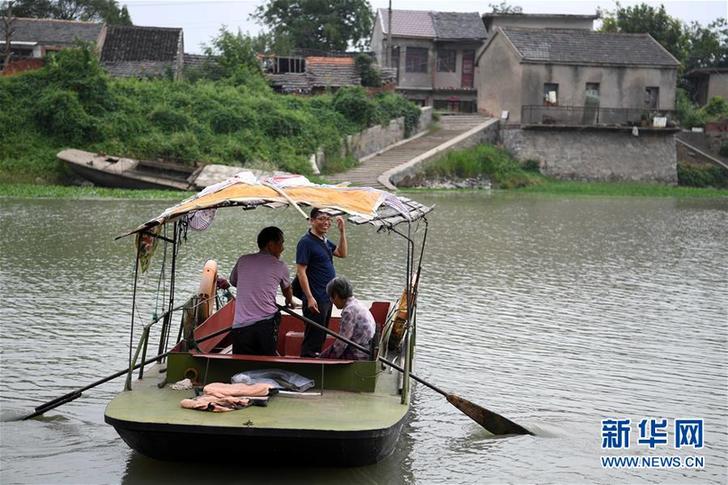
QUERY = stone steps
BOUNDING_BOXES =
[328,115,489,188]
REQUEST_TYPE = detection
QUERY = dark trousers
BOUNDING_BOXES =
[232,314,279,355]
[300,299,332,357]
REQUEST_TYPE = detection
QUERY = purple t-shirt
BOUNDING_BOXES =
[229,252,291,328]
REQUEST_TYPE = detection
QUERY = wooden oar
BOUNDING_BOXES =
[17,325,233,421]
[277,305,532,436]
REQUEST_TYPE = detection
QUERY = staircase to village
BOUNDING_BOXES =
[327,114,490,189]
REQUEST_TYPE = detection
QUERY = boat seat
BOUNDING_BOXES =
[191,353,352,365]
[283,331,335,357]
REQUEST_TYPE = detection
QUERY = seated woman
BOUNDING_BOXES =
[319,277,375,360]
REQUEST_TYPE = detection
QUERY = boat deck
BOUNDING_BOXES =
[106,362,407,432]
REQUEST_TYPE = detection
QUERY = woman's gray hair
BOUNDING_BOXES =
[326,277,353,300]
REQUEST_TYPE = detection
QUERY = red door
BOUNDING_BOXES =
[461,50,474,89]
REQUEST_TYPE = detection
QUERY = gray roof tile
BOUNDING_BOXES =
[379,9,435,38]
[500,28,679,67]
[0,17,102,45]
[101,25,181,62]
[432,12,486,40]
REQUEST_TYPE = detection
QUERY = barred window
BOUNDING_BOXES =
[437,49,456,72]
[405,47,428,73]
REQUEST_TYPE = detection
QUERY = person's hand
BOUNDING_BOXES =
[307,298,319,314]
[336,216,345,232]
[286,299,297,309]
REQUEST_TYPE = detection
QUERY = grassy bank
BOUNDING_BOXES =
[0,46,420,185]
[514,180,728,198]
[4,179,726,200]
[421,144,542,189]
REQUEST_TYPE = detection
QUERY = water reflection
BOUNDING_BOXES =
[1,193,727,484]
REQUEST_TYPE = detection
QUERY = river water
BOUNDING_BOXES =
[0,192,726,484]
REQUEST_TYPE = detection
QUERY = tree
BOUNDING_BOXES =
[684,18,728,71]
[489,1,522,14]
[600,2,688,63]
[252,0,373,52]
[1,0,132,25]
[2,1,17,71]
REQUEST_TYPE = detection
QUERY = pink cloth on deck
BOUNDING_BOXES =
[180,395,252,412]
[202,382,273,398]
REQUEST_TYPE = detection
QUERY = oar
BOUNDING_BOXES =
[17,325,233,421]
[277,305,532,436]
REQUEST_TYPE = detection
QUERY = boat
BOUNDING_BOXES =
[104,172,433,466]
[58,148,202,190]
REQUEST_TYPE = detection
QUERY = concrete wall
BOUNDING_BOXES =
[383,118,499,187]
[520,63,677,112]
[371,14,386,63]
[477,34,523,119]
[316,107,434,171]
[432,43,481,90]
[708,73,728,102]
[395,39,435,89]
[502,127,677,183]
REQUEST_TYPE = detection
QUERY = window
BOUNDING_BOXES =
[543,83,559,106]
[586,83,600,99]
[437,49,456,72]
[645,87,659,109]
[405,47,428,73]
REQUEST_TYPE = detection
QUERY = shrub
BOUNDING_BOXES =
[703,96,728,118]
[374,92,421,136]
[148,107,193,132]
[676,89,707,128]
[720,141,728,158]
[210,107,257,134]
[424,144,542,188]
[678,161,728,188]
[332,87,376,128]
[355,54,382,87]
[34,89,99,143]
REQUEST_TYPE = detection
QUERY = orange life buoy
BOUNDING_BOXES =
[198,260,218,322]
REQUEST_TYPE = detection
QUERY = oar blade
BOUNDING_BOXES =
[446,393,532,436]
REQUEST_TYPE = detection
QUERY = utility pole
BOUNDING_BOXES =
[1,1,16,72]
[386,0,392,68]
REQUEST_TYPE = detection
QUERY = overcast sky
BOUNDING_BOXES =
[121,0,728,54]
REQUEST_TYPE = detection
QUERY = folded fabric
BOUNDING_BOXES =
[231,369,314,392]
[180,395,251,412]
[202,382,273,399]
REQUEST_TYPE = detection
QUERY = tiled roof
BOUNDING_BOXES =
[500,28,680,67]
[101,25,182,62]
[103,61,174,78]
[432,12,486,40]
[184,53,217,69]
[379,9,435,38]
[267,56,361,93]
[0,17,102,45]
[378,9,486,40]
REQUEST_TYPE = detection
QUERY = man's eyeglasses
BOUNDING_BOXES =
[314,216,332,223]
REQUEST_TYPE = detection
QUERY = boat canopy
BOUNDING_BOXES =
[122,172,433,239]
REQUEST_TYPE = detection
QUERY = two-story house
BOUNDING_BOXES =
[371,9,487,112]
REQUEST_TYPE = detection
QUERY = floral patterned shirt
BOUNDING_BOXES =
[321,297,375,360]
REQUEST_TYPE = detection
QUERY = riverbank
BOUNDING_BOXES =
[2,180,727,200]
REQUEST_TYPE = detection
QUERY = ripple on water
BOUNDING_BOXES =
[1,195,726,484]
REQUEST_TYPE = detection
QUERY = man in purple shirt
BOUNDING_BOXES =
[229,226,294,355]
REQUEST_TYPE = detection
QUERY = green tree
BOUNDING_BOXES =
[600,3,688,62]
[252,0,373,52]
[489,1,522,14]
[684,18,728,71]
[202,28,269,89]
[1,0,132,25]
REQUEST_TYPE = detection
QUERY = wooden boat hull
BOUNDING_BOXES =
[106,414,406,466]
[58,149,195,190]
